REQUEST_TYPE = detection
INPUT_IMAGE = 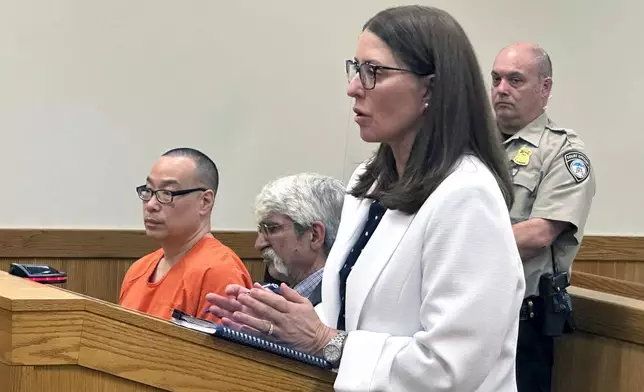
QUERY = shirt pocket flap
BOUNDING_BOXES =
[513,170,539,193]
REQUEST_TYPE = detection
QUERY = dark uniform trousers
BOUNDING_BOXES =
[516,296,554,392]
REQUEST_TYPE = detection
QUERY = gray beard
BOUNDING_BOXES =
[261,248,289,277]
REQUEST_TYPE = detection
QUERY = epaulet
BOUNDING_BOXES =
[545,120,567,134]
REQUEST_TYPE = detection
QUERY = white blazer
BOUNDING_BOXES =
[316,156,525,392]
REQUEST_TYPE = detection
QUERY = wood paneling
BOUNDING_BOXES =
[573,260,644,284]
[553,331,644,392]
[576,236,644,261]
[0,229,259,259]
[3,232,644,391]
[0,257,266,304]
[571,271,644,302]
[0,230,640,261]
[241,258,267,282]
[0,258,133,304]
[1,271,336,391]
[1,364,166,392]
[567,286,644,347]
[1,230,644,303]
[0,229,266,303]
[78,311,331,391]
[551,286,644,392]
[573,236,644,284]
[0,359,8,386]
[0,229,266,304]
[7,310,84,365]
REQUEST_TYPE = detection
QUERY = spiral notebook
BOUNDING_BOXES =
[170,309,332,369]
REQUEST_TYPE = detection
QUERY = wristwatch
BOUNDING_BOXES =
[323,331,348,368]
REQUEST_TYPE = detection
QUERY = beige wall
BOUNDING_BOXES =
[0,0,640,234]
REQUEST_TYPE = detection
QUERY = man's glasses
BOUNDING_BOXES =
[257,222,287,237]
[345,59,431,90]
[136,185,207,204]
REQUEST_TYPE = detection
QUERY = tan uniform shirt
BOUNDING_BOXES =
[504,112,596,298]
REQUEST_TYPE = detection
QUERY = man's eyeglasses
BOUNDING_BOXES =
[345,59,431,90]
[257,222,287,237]
[136,185,207,204]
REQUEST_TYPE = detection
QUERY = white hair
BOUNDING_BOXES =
[255,173,345,254]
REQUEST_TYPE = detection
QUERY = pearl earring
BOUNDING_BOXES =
[424,102,429,108]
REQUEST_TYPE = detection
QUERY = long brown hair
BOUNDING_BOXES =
[349,5,513,214]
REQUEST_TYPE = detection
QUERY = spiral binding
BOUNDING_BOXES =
[170,309,331,369]
[216,324,331,369]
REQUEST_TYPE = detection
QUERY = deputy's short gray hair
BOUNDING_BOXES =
[255,173,345,254]
[531,45,552,79]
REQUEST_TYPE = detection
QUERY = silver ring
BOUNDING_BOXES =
[267,322,274,336]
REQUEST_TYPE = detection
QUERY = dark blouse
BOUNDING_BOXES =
[337,199,387,330]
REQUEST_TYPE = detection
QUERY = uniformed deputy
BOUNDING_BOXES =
[491,42,596,392]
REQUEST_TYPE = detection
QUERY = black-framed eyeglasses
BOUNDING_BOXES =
[345,59,431,90]
[136,185,208,204]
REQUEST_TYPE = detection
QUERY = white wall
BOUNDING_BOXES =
[0,0,640,234]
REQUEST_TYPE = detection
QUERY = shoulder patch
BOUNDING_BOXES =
[563,151,590,183]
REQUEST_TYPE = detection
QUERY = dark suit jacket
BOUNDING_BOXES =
[308,282,322,307]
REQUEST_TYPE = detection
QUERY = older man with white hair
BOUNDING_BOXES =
[254,173,345,306]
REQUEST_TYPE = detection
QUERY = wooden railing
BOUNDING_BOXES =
[571,270,644,301]
[0,229,643,303]
[0,229,264,303]
[2,229,644,391]
[574,236,644,284]
[553,286,644,391]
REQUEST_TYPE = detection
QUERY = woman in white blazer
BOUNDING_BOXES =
[206,5,526,391]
